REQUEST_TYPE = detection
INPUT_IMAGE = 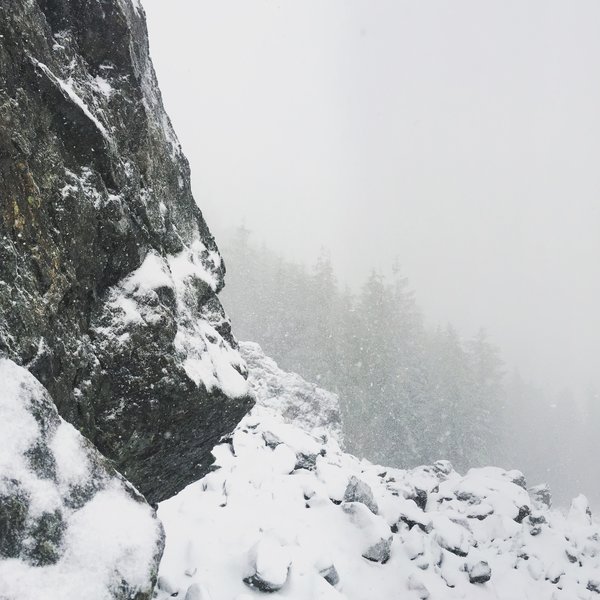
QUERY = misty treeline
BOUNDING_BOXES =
[220,227,598,504]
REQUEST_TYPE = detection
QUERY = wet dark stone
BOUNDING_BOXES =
[243,574,286,594]
[411,488,428,511]
[587,580,600,594]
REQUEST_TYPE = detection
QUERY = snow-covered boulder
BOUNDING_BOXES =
[436,466,532,523]
[0,359,164,600]
[243,537,292,592]
[467,560,492,584]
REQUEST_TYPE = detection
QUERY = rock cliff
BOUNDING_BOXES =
[0,0,253,503]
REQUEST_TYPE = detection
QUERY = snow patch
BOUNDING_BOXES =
[49,421,91,489]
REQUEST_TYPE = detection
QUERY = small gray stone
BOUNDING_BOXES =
[344,476,378,515]
[433,460,454,477]
[509,472,528,490]
[362,537,392,564]
[468,561,492,584]
[319,565,340,586]
[295,452,318,471]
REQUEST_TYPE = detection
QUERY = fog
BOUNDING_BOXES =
[143,0,599,506]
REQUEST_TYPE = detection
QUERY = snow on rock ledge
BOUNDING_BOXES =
[96,248,248,400]
[155,352,599,600]
[0,359,164,600]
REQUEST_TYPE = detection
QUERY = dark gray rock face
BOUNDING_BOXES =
[0,0,253,502]
[0,358,164,599]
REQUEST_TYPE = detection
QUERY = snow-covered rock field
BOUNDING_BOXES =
[155,346,600,600]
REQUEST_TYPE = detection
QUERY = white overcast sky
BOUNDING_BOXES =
[143,0,600,397]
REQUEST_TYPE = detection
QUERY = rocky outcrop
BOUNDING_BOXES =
[0,358,163,600]
[0,0,252,502]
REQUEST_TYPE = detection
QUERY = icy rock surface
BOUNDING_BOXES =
[155,359,600,600]
[0,0,252,502]
[0,359,163,600]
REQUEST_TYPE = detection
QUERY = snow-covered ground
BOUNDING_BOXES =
[155,345,600,600]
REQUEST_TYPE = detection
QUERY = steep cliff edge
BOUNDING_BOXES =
[0,0,253,502]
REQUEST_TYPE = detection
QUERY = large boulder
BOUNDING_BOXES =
[0,358,164,600]
[0,0,252,502]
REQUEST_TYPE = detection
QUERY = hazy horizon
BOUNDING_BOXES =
[143,0,600,405]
